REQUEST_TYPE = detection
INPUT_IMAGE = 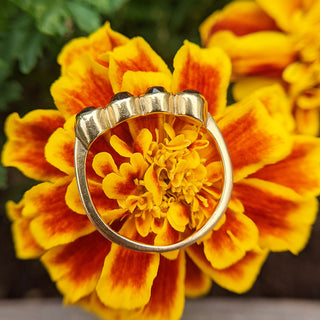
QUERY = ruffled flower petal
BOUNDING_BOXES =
[166,202,189,232]
[92,152,119,178]
[78,293,139,320]
[108,37,171,93]
[28,180,95,249]
[154,220,180,260]
[185,254,212,298]
[79,252,185,320]
[203,209,259,270]
[256,0,303,31]
[41,232,111,303]
[171,41,231,116]
[247,84,296,132]
[134,253,185,320]
[2,110,65,181]
[233,179,318,254]
[232,76,282,101]
[51,55,114,118]
[295,107,320,136]
[217,97,292,182]
[200,0,279,45]
[206,30,296,77]
[121,71,171,97]
[58,22,128,73]
[65,178,120,216]
[45,117,75,176]
[96,220,160,310]
[7,200,44,259]
[102,153,148,199]
[250,135,320,197]
[187,244,268,293]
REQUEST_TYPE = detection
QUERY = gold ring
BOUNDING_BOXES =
[74,88,233,252]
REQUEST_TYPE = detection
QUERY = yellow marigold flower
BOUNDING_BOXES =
[2,22,320,320]
[200,0,320,135]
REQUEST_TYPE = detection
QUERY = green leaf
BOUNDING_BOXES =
[10,0,70,35]
[0,12,46,74]
[0,80,22,111]
[18,30,44,73]
[67,1,101,33]
[78,0,130,14]
[0,59,10,82]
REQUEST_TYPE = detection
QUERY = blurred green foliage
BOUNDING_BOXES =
[0,0,230,192]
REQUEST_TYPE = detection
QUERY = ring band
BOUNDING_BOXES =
[74,88,233,252]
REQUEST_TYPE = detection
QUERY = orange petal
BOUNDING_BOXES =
[171,41,231,116]
[135,211,153,238]
[42,231,111,303]
[80,254,186,320]
[232,76,282,101]
[203,209,259,269]
[1,110,65,181]
[92,152,119,178]
[217,97,292,182]
[233,178,318,254]
[51,55,113,119]
[103,153,148,199]
[103,171,137,200]
[144,164,162,206]
[256,0,303,31]
[187,244,268,293]
[295,107,320,136]
[154,219,180,260]
[96,219,160,309]
[108,37,171,93]
[77,293,139,320]
[7,200,44,259]
[206,161,223,183]
[6,199,24,221]
[207,31,296,77]
[167,202,189,232]
[136,253,185,320]
[110,135,133,157]
[127,112,167,141]
[134,128,153,157]
[185,254,212,298]
[121,71,172,97]
[65,178,120,216]
[200,0,279,45]
[250,135,320,197]
[58,22,128,73]
[44,117,75,176]
[12,218,44,259]
[248,84,295,132]
[29,180,95,249]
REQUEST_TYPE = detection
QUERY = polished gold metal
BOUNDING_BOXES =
[74,90,233,252]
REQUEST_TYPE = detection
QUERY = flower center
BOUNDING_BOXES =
[93,116,223,238]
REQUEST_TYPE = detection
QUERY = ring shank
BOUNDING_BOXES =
[74,112,233,252]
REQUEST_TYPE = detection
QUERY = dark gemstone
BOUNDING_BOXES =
[76,107,95,118]
[145,86,167,94]
[183,89,200,94]
[111,91,133,102]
